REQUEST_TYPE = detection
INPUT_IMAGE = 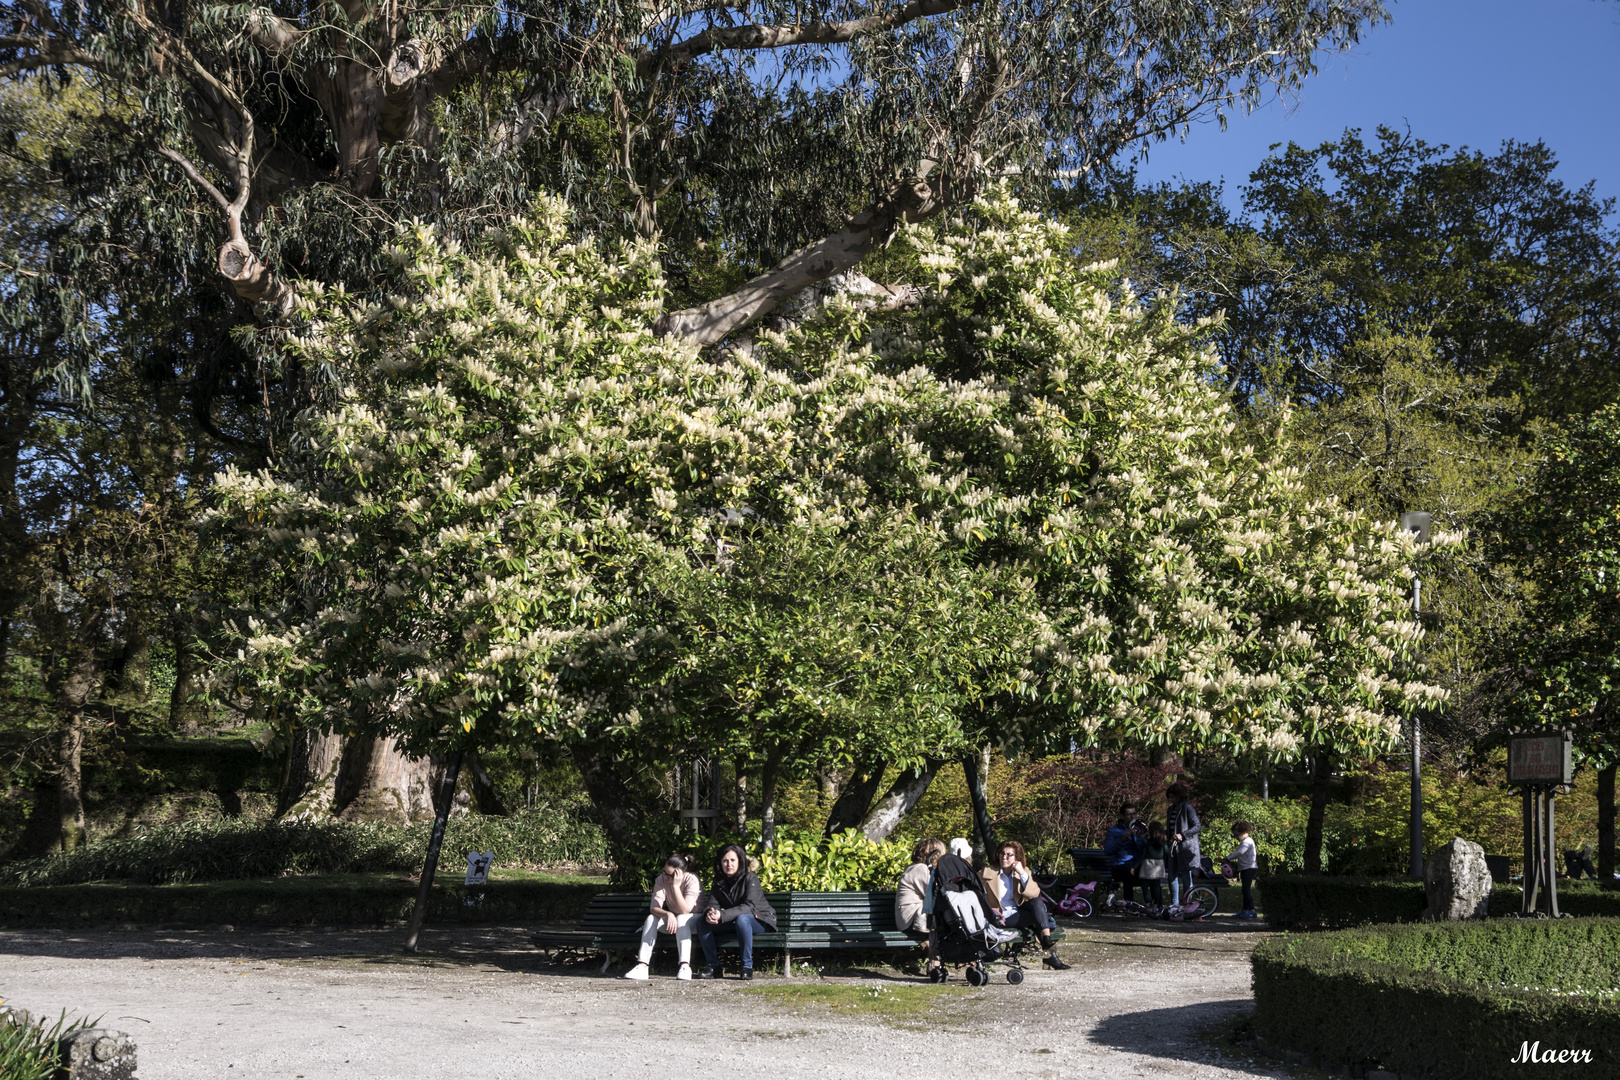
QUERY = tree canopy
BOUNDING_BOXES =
[211,189,1446,858]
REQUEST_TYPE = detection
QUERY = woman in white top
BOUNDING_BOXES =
[623,854,701,980]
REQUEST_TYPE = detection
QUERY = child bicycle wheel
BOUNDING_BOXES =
[1184,885,1219,916]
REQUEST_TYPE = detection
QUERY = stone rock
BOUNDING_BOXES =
[1423,836,1493,921]
[59,1027,137,1080]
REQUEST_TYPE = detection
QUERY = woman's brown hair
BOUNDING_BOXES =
[911,837,947,865]
[997,840,1028,867]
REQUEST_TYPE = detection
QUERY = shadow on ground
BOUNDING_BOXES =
[1089,1001,1284,1078]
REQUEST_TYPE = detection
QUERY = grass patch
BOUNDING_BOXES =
[745,983,968,1025]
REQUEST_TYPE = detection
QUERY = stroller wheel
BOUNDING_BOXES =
[929,966,949,984]
[965,966,987,987]
[1006,967,1025,985]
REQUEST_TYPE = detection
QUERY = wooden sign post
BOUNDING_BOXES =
[1507,730,1573,918]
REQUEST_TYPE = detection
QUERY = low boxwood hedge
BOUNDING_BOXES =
[0,874,606,928]
[1261,875,1620,928]
[1252,920,1620,1079]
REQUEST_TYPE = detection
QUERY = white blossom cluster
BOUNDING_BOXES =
[210,190,1448,762]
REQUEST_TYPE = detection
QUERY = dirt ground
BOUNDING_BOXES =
[1,916,1292,1079]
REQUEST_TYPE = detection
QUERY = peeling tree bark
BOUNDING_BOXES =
[336,734,438,823]
[964,747,995,863]
[280,728,346,819]
[656,180,942,346]
[859,758,944,842]
[824,758,886,836]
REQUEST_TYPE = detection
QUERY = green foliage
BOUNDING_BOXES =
[1201,790,1331,874]
[1501,403,1620,763]
[0,805,607,886]
[1260,875,1620,928]
[1252,920,1620,1078]
[0,875,606,929]
[0,1009,98,1080]
[755,830,912,892]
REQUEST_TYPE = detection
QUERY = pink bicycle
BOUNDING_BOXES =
[1033,873,1097,918]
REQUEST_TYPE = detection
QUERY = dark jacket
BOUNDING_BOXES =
[1167,800,1201,871]
[1104,823,1142,867]
[701,871,778,931]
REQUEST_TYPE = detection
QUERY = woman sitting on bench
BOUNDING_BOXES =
[979,839,1070,970]
[895,837,947,978]
[623,854,701,980]
[695,844,778,980]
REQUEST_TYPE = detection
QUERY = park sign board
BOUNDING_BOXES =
[1507,731,1573,786]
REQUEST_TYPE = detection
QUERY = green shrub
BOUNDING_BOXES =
[1260,875,1428,928]
[0,803,609,886]
[755,830,912,891]
[0,875,606,927]
[1252,920,1620,1079]
[1261,875,1620,929]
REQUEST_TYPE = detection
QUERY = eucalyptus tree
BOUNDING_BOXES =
[4,0,1387,341]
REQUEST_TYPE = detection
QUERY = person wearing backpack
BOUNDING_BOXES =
[1137,822,1170,912]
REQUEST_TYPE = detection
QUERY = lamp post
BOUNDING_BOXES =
[1401,511,1432,881]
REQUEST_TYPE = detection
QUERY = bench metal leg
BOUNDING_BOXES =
[599,950,614,975]
[781,950,792,978]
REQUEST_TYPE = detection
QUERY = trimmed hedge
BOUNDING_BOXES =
[1252,920,1620,1079]
[0,807,609,887]
[0,874,607,928]
[1261,875,1620,928]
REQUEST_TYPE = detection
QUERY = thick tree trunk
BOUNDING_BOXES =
[824,758,886,836]
[964,747,995,864]
[280,728,346,819]
[168,636,209,731]
[46,648,99,853]
[1599,763,1615,888]
[466,749,506,816]
[859,758,944,841]
[1304,752,1331,875]
[734,759,748,834]
[571,743,646,856]
[335,734,437,823]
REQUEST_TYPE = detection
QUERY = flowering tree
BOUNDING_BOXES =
[213,189,1447,864]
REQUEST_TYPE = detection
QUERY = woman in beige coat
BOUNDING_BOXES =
[895,837,947,979]
[979,839,1069,970]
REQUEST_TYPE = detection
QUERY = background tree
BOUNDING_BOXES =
[1498,404,1620,884]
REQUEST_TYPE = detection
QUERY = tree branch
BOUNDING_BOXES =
[656,178,941,345]
[638,0,974,76]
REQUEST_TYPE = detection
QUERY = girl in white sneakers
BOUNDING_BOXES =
[624,854,701,979]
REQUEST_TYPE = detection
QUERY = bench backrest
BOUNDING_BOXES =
[1068,847,1110,873]
[576,891,901,934]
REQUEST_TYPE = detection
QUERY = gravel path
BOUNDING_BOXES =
[1,918,1290,1079]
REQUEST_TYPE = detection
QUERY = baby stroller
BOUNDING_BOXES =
[928,853,1030,986]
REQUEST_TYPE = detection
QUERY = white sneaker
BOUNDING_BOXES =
[622,963,650,981]
[676,963,693,981]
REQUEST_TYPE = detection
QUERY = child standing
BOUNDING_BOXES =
[1227,821,1258,919]
[1138,822,1170,911]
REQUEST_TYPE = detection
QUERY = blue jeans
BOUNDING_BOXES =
[696,913,763,969]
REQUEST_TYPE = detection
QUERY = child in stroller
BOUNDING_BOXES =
[927,852,1033,986]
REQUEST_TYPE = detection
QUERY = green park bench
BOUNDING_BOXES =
[530,889,1065,975]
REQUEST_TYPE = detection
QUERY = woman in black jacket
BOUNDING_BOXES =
[694,844,777,980]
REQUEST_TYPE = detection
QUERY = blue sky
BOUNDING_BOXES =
[1129,0,1620,216]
